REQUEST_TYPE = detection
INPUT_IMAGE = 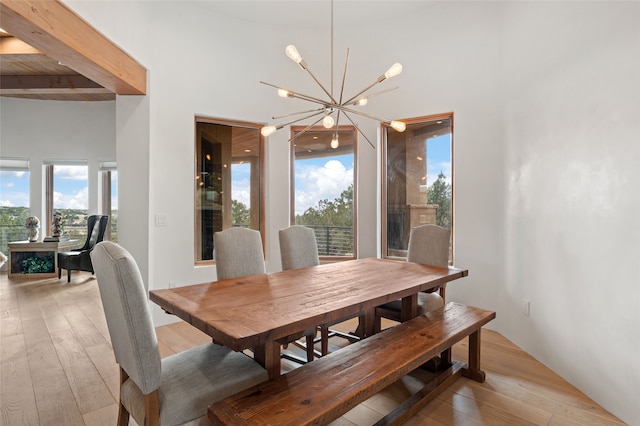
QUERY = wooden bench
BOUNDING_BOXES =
[209,302,496,425]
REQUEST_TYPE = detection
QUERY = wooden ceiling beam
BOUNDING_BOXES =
[0,0,146,95]
[0,36,41,54]
[0,74,104,90]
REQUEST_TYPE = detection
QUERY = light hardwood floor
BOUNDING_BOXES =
[0,271,625,426]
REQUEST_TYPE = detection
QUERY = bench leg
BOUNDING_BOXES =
[461,328,486,383]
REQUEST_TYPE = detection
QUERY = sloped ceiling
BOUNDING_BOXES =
[0,0,145,101]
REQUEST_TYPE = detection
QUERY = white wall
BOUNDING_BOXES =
[6,1,639,423]
[500,2,640,423]
[0,98,116,220]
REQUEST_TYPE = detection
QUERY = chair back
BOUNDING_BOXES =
[90,241,161,395]
[79,215,110,250]
[407,224,451,268]
[214,227,265,280]
[279,225,320,270]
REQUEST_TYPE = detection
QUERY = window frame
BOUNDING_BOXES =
[194,116,265,265]
[44,161,89,238]
[289,125,358,261]
[100,162,117,242]
[0,157,30,254]
[380,112,454,263]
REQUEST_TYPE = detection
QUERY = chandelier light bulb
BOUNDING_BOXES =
[322,115,335,129]
[285,45,303,64]
[330,135,339,149]
[384,63,403,80]
[390,121,406,132]
[356,98,368,106]
[261,126,277,137]
[278,89,291,98]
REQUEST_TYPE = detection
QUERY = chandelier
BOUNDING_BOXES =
[260,0,406,149]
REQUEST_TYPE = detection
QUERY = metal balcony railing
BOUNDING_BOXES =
[305,225,354,257]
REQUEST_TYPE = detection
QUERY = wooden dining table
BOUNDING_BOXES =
[149,257,468,378]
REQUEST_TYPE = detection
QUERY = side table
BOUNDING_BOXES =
[8,240,79,279]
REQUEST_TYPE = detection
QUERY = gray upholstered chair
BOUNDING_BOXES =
[374,224,450,332]
[213,227,266,280]
[58,214,109,282]
[279,225,362,356]
[90,241,267,426]
[214,227,316,363]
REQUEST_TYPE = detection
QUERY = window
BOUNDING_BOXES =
[45,162,89,240]
[195,117,264,263]
[0,158,30,254]
[100,162,117,242]
[382,113,453,261]
[291,126,357,259]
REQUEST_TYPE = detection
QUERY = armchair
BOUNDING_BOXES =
[58,215,109,282]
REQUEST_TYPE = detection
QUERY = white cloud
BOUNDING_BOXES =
[0,170,26,178]
[232,178,251,208]
[294,159,353,215]
[54,165,88,181]
[54,186,88,209]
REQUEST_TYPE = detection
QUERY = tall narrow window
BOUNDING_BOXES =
[100,162,117,242]
[195,118,264,263]
[382,113,453,261]
[291,126,357,259]
[0,158,30,253]
[45,162,89,240]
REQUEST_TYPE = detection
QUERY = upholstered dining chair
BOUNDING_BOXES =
[91,241,267,426]
[279,225,362,357]
[58,214,109,282]
[213,227,266,280]
[214,227,316,363]
[374,224,451,332]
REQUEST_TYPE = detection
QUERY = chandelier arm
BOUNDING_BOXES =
[339,105,393,124]
[260,81,332,107]
[301,65,338,104]
[342,112,375,150]
[338,48,350,105]
[342,78,385,107]
[348,86,399,105]
[277,110,326,130]
[333,110,342,140]
[287,116,326,143]
[289,93,332,106]
[273,108,325,120]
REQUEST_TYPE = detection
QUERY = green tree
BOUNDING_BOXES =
[295,184,354,256]
[427,172,451,228]
[232,199,250,226]
[296,184,353,227]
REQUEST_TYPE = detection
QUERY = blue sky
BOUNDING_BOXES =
[0,170,30,207]
[0,166,118,209]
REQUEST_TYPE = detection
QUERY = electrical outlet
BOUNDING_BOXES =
[155,214,168,227]
[523,299,530,316]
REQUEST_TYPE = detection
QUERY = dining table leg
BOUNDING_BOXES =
[401,293,418,322]
[253,340,281,379]
[355,307,376,338]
